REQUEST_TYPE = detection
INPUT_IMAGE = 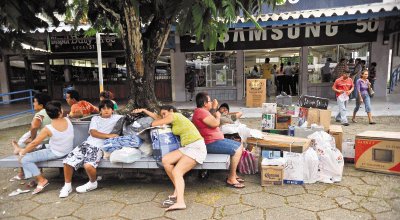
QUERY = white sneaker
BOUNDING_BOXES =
[59,186,72,198]
[76,181,97,193]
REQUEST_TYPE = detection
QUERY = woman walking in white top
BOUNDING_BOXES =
[12,101,74,194]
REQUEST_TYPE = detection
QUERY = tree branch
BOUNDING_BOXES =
[96,1,120,21]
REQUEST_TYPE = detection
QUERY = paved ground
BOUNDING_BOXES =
[0,116,399,220]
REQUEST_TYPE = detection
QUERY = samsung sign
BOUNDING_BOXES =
[180,20,379,52]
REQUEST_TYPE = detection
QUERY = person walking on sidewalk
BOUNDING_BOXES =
[352,70,376,124]
[261,58,273,97]
[332,72,354,126]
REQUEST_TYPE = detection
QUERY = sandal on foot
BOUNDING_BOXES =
[351,119,357,123]
[369,122,376,125]
[226,182,245,189]
[161,199,175,208]
[8,188,30,197]
[9,175,24,182]
[236,178,245,183]
[32,182,49,195]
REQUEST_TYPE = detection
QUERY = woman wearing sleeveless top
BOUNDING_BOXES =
[133,105,207,211]
[12,101,74,194]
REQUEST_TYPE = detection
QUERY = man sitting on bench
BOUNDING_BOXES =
[192,92,245,188]
[59,100,122,198]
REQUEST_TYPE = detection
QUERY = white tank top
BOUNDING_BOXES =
[46,118,74,157]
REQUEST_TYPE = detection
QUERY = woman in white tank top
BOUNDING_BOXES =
[12,101,74,194]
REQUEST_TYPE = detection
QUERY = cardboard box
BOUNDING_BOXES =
[307,108,320,126]
[262,129,288,135]
[276,114,291,129]
[329,125,343,152]
[262,103,277,114]
[298,107,308,126]
[294,126,324,138]
[246,79,266,107]
[319,109,332,131]
[262,114,275,130]
[355,131,400,175]
[342,139,355,163]
[261,165,284,186]
[247,135,312,153]
[291,116,299,126]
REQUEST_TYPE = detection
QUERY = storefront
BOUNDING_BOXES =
[172,0,400,101]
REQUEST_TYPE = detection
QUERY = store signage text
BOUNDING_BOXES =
[180,20,379,52]
[50,34,123,53]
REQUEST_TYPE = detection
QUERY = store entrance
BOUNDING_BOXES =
[244,47,301,99]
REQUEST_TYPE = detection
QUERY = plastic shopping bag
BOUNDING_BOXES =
[150,127,181,161]
[238,150,258,174]
[302,148,319,184]
[110,147,142,163]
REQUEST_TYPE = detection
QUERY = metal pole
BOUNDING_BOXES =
[96,33,104,93]
[29,89,34,113]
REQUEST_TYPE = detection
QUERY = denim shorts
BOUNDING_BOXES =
[206,138,241,156]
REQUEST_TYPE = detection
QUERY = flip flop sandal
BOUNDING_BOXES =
[226,182,245,189]
[32,182,49,195]
[168,195,177,202]
[236,178,245,183]
[8,188,31,197]
[9,175,24,182]
[161,199,175,208]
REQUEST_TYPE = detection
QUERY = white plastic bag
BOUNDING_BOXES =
[308,131,344,183]
[302,148,319,184]
[283,152,304,185]
[221,123,239,134]
[139,142,153,157]
[110,147,142,163]
[338,93,349,102]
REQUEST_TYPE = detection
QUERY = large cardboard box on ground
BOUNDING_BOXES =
[247,135,311,153]
[246,79,266,107]
[329,125,343,152]
[355,131,400,175]
[306,108,331,131]
[261,165,284,186]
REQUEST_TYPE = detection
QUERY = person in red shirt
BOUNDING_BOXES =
[192,92,245,188]
[332,72,354,126]
[66,90,99,118]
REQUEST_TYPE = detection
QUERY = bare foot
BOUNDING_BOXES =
[165,203,186,211]
[12,141,21,155]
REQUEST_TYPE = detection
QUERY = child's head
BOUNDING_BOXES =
[33,93,51,111]
[99,90,114,101]
[218,103,230,114]
[45,101,63,119]
[99,100,114,118]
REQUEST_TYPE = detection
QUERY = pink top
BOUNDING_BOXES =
[192,108,224,144]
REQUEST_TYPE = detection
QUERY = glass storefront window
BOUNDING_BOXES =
[308,43,369,84]
[185,51,236,87]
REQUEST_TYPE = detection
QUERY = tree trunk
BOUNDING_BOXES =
[118,2,172,114]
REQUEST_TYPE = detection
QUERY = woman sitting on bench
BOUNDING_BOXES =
[12,101,74,194]
[133,105,207,211]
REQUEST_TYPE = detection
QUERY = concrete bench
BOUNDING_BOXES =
[0,154,230,170]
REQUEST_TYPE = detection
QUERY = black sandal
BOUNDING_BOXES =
[369,122,376,125]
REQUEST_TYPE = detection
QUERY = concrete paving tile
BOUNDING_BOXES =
[225,181,263,195]
[266,205,317,220]
[303,183,330,192]
[195,189,241,207]
[242,193,285,209]
[289,197,338,212]
[371,186,400,199]
[31,188,74,204]
[165,202,214,220]
[349,185,378,197]
[342,166,367,177]
[344,195,367,203]
[336,176,365,187]
[373,210,400,220]
[322,186,353,198]
[2,217,35,220]
[238,174,260,184]
[0,200,39,218]
[287,194,323,204]
[73,201,124,219]
[318,208,373,220]
[215,204,254,218]
[220,208,264,220]
[387,198,400,212]
[360,200,392,214]
[335,197,353,205]
[266,184,306,197]
[29,201,81,219]
[70,188,119,204]
[341,202,360,210]
[55,217,81,220]
[112,187,158,204]
[118,202,165,220]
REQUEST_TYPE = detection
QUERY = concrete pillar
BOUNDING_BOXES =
[300,46,309,96]
[171,35,186,102]
[370,20,390,97]
[0,55,10,101]
[236,50,244,100]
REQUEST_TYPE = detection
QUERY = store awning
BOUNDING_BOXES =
[232,2,400,28]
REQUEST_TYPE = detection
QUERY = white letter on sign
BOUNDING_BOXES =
[305,24,320,38]
[355,20,368,33]
[287,25,300,39]
[326,23,338,37]
[249,29,267,41]
[271,28,283,40]
[233,28,245,42]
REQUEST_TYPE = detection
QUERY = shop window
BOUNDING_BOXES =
[185,52,237,88]
[308,43,369,84]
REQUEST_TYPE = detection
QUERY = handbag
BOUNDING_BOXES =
[150,127,181,161]
[368,85,375,97]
